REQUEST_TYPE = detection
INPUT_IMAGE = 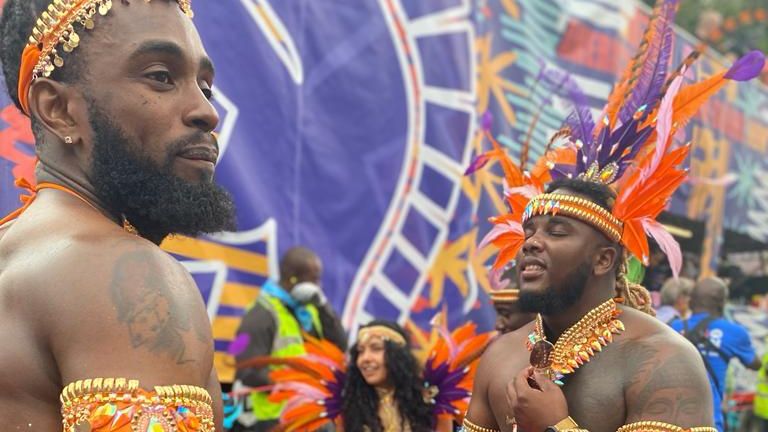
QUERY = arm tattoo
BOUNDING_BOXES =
[110,250,195,364]
[624,341,708,424]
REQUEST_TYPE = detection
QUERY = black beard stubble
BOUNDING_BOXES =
[518,261,591,315]
[88,103,236,244]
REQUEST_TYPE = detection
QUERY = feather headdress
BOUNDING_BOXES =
[467,0,765,277]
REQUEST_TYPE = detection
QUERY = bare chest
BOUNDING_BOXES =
[488,352,627,432]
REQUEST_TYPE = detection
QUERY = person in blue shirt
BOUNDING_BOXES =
[671,277,761,432]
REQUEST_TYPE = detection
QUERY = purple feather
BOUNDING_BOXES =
[581,117,610,171]
[320,369,346,417]
[603,119,646,164]
[464,153,492,176]
[563,77,595,146]
[618,0,678,124]
[436,388,471,400]
[597,118,633,163]
[724,50,766,81]
[613,127,655,177]
[551,163,576,180]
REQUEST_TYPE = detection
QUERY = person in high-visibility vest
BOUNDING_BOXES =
[751,350,768,432]
[231,247,347,432]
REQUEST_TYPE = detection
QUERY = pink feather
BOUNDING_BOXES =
[430,308,458,361]
[302,353,342,371]
[282,396,320,416]
[489,267,511,291]
[643,67,686,180]
[504,184,540,200]
[641,218,682,278]
[478,221,523,250]
[272,382,328,400]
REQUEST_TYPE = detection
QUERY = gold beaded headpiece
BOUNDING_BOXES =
[17,0,194,115]
[522,193,623,243]
[357,326,406,347]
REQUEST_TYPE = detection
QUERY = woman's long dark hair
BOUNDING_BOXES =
[342,320,433,432]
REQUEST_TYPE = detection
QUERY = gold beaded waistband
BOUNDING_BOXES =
[61,377,214,431]
[616,422,716,432]
[461,417,500,432]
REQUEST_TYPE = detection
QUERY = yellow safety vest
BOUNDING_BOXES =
[250,294,322,421]
[755,352,768,420]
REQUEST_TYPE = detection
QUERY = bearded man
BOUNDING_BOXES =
[0,0,234,429]
[461,1,764,429]
[465,179,713,432]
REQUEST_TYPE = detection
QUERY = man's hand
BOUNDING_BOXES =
[506,367,569,431]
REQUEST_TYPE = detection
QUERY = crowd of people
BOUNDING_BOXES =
[0,0,766,431]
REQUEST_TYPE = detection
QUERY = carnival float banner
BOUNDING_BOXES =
[1,0,767,381]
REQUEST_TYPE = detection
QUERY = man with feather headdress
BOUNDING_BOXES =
[460,0,766,431]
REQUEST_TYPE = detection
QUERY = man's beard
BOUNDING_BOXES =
[519,261,591,315]
[88,103,236,244]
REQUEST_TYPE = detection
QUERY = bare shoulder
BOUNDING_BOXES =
[477,324,532,379]
[466,323,532,428]
[479,326,532,394]
[617,308,713,427]
[29,233,215,386]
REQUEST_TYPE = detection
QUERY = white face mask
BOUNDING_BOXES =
[291,281,325,305]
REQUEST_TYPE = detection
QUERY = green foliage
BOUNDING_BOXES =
[642,0,768,56]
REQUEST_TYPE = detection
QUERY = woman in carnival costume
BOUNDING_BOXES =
[237,317,493,431]
[342,320,449,432]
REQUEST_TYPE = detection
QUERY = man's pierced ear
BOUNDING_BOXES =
[28,78,79,140]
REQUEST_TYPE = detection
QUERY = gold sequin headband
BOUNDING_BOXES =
[522,193,623,243]
[357,326,406,347]
[17,0,194,115]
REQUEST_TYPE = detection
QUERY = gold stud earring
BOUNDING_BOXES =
[64,136,73,144]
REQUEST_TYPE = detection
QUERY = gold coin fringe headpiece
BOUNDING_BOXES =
[17,0,194,115]
[358,326,407,347]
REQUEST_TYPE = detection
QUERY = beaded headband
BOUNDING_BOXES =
[489,289,519,304]
[17,0,194,115]
[357,326,406,347]
[522,193,623,243]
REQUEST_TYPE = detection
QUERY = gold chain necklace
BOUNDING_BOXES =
[526,298,624,380]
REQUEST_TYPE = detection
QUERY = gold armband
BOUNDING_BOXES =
[616,421,717,432]
[60,378,215,431]
[546,415,590,431]
[462,417,501,432]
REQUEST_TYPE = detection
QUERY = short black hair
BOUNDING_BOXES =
[0,0,87,111]
[545,177,617,211]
